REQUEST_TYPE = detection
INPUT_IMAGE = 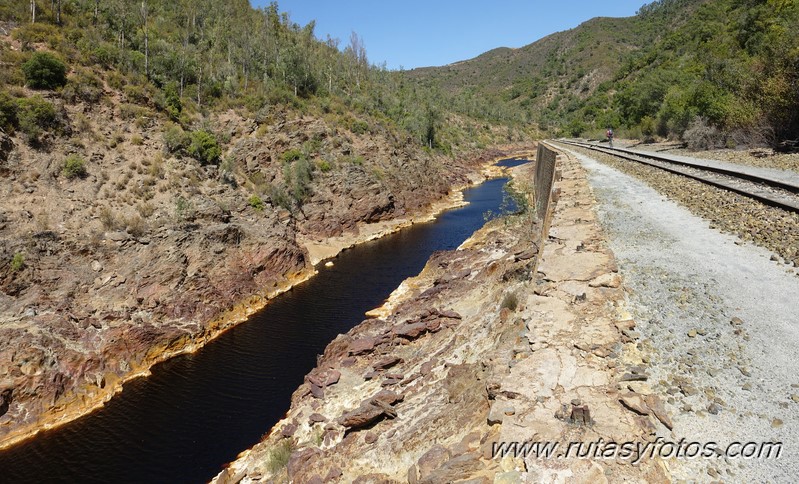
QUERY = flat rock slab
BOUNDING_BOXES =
[495,150,668,482]
[538,247,614,282]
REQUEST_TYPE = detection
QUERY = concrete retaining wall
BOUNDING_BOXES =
[534,142,560,228]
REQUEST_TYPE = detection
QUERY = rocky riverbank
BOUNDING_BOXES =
[0,93,525,450]
[213,150,672,483]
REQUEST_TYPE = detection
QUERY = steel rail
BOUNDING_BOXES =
[554,139,799,213]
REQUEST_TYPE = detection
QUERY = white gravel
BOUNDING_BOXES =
[571,150,799,482]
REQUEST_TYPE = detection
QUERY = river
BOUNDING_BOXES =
[0,158,528,483]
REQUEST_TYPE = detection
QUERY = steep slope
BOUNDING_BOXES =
[410,0,799,147]
[0,1,523,448]
[0,72,509,449]
[577,0,799,146]
[410,16,643,96]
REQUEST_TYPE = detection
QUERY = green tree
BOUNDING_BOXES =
[22,52,67,90]
[164,81,182,120]
[187,130,221,165]
[424,106,439,149]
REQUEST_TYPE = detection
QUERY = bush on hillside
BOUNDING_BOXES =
[187,130,221,165]
[0,91,18,132]
[16,95,59,142]
[62,154,87,179]
[163,82,182,120]
[22,52,67,90]
[281,148,302,163]
[61,68,104,103]
[162,123,189,154]
[248,194,264,211]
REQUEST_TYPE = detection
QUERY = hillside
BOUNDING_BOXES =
[408,0,799,149]
[406,0,707,132]
[0,0,527,448]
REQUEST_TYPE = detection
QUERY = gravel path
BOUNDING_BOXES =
[560,145,799,269]
[571,150,799,482]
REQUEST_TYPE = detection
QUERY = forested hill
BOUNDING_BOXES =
[0,0,532,156]
[2,0,797,152]
[408,0,799,149]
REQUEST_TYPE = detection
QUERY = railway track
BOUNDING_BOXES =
[554,139,799,214]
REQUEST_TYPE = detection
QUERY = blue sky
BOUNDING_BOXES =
[252,1,650,70]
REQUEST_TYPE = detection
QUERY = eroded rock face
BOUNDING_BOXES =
[0,208,310,446]
[338,390,403,430]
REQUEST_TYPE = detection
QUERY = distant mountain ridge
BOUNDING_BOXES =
[406,2,705,127]
[401,0,799,148]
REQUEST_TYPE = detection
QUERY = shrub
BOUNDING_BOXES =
[640,116,657,142]
[137,202,155,218]
[175,196,194,220]
[0,56,24,87]
[10,253,25,272]
[130,134,144,145]
[302,138,322,157]
[248,194,264,211]
[266,84,297,107]
[350,118,369,134]
[187,130,221,165]
[61,69,104,103]
[123,84,150,105]
[120,103,149,121]
[62,154,87,179]
[317,160,331,172]
[16,95,59,142]
[107,71,126,91]
[683,116,725,150]
[163,82,182,120]
[124,215,147,237]
[341,155,364,165]
[108,131,124,148]
[266,440,295,473]
[73,112,91,132]
[22,52,67,90]
[92,43,119,68]
[266,183,292,211]
[12,23,61,45]
[281,158,313,204]
[0,91,18,132]
[99,207,119,230]
[281,148,303,163]
[162,123,189,154]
